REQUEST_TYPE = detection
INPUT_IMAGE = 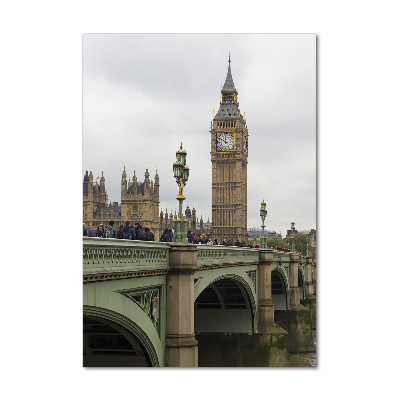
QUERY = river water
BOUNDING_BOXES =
[289,330,316,367]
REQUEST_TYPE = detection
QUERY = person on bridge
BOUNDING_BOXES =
[116,225,124,239]
[105,220,117,238]
[87,223,97,237]
[133,222,147,241]
[222,239,228,246]
[200,233,207,244]
[83,223,87,236]
[144,227,154,241]
[96,225,105,237]
[234,239,240,246]
[160,228,169,242]
[187,229,194,243]
[122,221,134,240]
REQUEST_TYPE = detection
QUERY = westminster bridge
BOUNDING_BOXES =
[83,237,316,367]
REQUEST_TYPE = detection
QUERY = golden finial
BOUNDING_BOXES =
[228,52,231,66]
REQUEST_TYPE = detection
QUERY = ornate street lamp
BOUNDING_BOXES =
[290,221,296,252]
[172,143,190,242]
[259,198,267,248]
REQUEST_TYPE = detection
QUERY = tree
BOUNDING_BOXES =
[284,233,309,256]
[266,236,286,249]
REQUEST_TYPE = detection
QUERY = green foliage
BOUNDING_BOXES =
[285,233,310,255]
[266,236,286,249]
[250,236,257,245]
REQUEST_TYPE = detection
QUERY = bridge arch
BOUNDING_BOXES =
[83,285,162,366]
[83,307,158,367]
[194,272,257,334]
[271,268,289,311]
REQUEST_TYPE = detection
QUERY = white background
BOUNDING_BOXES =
[1,1,399,399]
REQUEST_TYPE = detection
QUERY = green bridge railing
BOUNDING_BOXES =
[83,237,315,276]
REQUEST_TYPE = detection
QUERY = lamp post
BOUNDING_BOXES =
[290,221,295,252]
[259,199,267,248]
[172,143,190,242]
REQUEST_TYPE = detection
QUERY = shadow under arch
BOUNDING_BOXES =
[298,267,305,300]
[194,274,257,334]
[83,306,159,367]
[272,268,289,311]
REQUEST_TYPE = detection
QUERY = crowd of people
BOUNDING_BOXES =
[83,220,154,241]
[83,223,293,251]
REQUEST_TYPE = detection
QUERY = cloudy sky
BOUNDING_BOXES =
[83,34,316,235]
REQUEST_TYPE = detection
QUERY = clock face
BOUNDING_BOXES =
[217,133,235,151]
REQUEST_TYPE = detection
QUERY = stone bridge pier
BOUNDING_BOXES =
[301,256,316,329]
[257,248,290,367]
[165,243,198,367]
[275,253,315,352]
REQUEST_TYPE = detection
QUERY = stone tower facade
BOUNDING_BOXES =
[121,166,160,240]
[83,170,109,222]
[83,167,160,240]
[210,54,248,243]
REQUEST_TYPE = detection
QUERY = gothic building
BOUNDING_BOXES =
[83,170,114,222]
[210,54,248,243]
[83,167,160,240]
[159,204,212,240]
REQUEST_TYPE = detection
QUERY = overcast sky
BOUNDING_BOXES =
[83,34,316,235]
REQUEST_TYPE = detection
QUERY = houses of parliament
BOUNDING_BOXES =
[83,55,248,243]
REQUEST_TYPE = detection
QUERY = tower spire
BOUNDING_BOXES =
[228,52,231,67]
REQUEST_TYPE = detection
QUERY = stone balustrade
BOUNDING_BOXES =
[83,238,315,283]
[83,237,170,273]
[196,244,259,267]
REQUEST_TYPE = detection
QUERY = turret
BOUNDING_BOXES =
[165,208,169,229]
[191,206,196,232]
[132,169,137,195]
[88,171,94,194]
[83,171,89,196]
[185,202,191,222]
[160,207,164,230]
[99,171,107,205]
[144,166,150,192]
[121,166,127,195]
[154,169,160,200]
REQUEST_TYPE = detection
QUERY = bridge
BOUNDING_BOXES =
[83,237,316,367]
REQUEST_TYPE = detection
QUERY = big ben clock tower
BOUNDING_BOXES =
[211,54,248,243]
